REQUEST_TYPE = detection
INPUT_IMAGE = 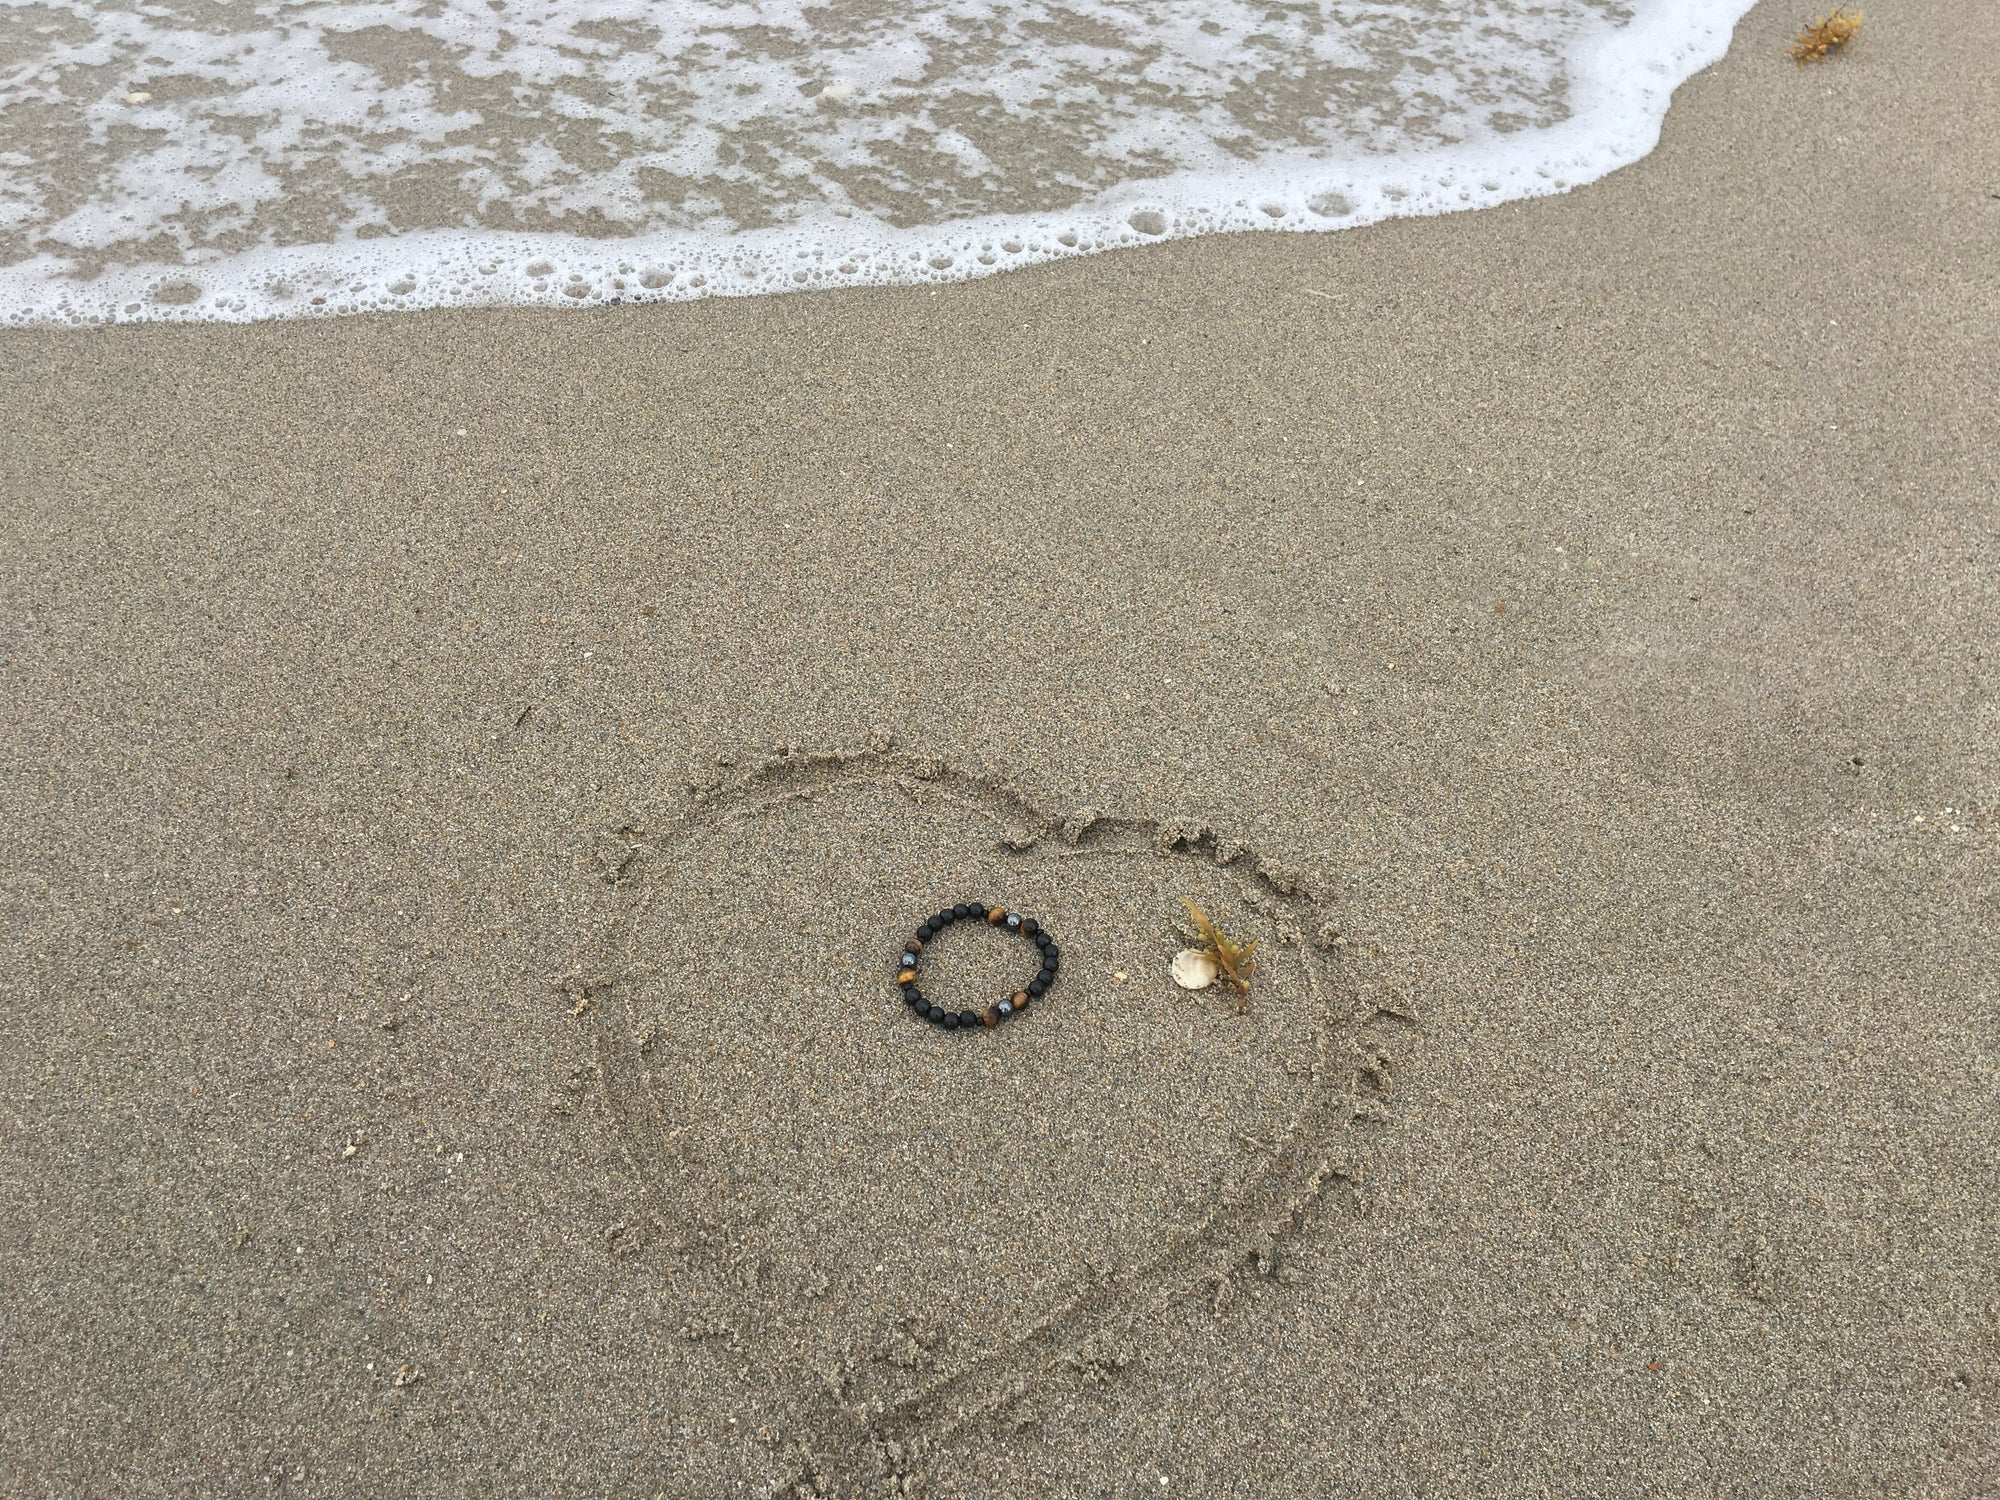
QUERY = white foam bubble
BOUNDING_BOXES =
[0,0,1755,325]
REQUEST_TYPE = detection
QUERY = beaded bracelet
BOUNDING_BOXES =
[896,901,1061,1031]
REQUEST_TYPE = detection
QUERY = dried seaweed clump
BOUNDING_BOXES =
[1183,898,1258,1006]
[1790,10,1863,64]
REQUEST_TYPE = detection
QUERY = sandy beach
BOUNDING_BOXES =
[3,0,1996,1494]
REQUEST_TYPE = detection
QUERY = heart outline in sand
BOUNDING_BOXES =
[562,746,1416,1494]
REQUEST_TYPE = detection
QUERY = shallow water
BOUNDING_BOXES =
[0,0,1753,323]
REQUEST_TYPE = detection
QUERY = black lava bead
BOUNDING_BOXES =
[1027,977,1047,996]
[927,1005,945,1022]
[957,1010,979,1028]
[917,924,934,941]
[950,903,970,918]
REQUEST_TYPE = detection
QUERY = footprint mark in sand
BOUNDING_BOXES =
[560,745,1419,1495]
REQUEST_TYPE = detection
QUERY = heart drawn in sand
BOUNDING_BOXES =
[562,747,1416,1495]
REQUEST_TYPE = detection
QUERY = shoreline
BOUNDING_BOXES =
[1,0,1757,329]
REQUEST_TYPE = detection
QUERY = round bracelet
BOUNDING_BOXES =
[895,901,1061,1031]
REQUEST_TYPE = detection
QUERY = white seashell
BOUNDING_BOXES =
[1171,948,1217,990]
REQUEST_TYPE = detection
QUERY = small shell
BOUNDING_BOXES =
[1171,949,1217,990]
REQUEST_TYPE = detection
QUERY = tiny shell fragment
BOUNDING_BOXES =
[1171,948,1217,990]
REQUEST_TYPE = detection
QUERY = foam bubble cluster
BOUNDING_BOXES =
[0,0,1754,325]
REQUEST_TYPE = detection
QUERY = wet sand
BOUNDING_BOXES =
[2,1,1995,1494]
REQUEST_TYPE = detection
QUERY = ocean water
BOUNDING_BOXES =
[0,0,1753,324]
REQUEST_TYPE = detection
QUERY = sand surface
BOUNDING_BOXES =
[3,2,1996,1495]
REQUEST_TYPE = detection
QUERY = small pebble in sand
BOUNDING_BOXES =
[1171,949,1217,990]
[123,91,152,105]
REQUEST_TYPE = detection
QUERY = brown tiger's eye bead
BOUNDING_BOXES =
[982,1006,999,1027]
[1019,918,1040,937]
[907,937,924,953]
[987,907,1006,924]
[897,969,916,985]
[1012,990,1031,1011]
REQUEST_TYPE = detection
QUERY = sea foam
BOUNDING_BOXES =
[0,0,1754,325]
